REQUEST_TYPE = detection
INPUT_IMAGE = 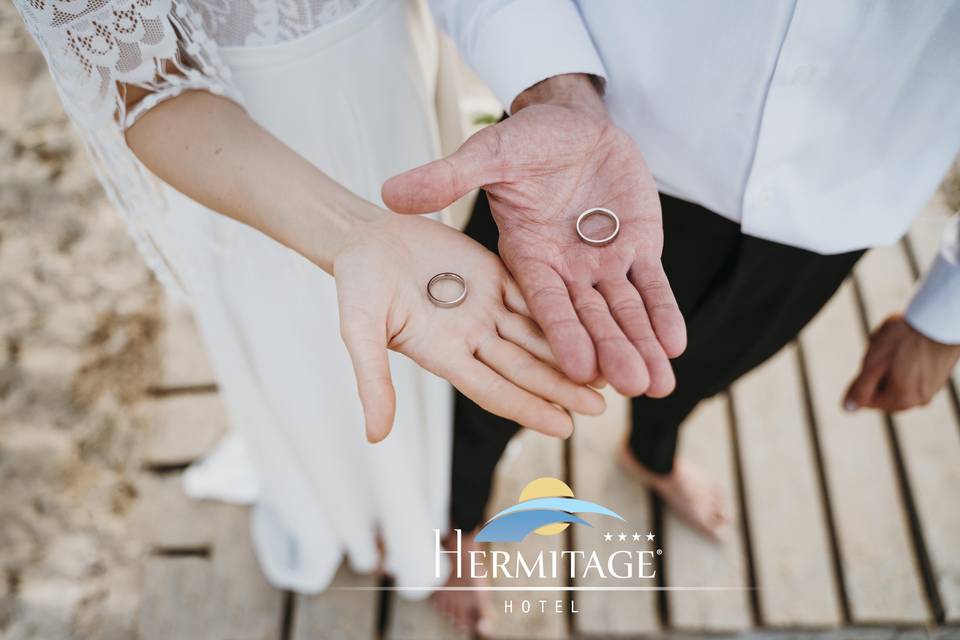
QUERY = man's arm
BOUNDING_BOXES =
[384,72,686,396]
[846,216,960,411]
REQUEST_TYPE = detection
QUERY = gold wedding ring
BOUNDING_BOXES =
[427,272,468,308]
[576,207,620,246]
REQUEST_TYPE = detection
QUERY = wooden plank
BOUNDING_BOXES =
[293,565,379,640]
[855,244,960,622]
[155,303,217,389]
[485,429,567,639]
[138,557,213,640]
[207,506,285,639]
[731,344,843,627]
[132,473,219,550]
[135,472,285,638]
[570,388,659,636]
[386,595,470,640]
[665,394,753,631]
[799,282,929,623]
[141,393,228,468]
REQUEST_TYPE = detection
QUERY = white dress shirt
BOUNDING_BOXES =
[431,0,960,343]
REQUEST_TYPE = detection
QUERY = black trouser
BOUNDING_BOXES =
[450,190,865,532]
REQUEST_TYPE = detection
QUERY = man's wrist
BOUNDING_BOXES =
[510,73,608,120]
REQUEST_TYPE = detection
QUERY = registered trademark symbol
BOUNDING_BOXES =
[656,549,662,555]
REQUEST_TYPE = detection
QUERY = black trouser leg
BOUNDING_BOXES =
[627,197,864,473]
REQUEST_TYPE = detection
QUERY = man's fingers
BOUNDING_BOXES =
[448,357,575,438]
[514,262,597,384]
[339,308,396,443]
[630,260,686,358]
[569,282,650,396]
[843,355,888,412]
[477,336,606,416]
[382,128,502,214]
[597,277,675,397]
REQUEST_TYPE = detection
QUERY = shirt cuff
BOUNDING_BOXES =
[906,246,960,345]
[466,0,607,111]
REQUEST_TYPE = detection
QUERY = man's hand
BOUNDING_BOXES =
[844,315,960,412]
[382,74,685,397]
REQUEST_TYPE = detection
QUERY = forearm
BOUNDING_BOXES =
[125,90,379,273]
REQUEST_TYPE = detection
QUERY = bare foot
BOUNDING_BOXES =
[617,445,730,540]
[432,529,494,634]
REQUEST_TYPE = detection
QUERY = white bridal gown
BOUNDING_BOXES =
[14,0,456,594]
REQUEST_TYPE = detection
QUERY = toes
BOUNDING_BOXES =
[453,598,472,631]
[434,593,456,627]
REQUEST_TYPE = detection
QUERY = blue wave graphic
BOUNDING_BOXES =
[488,497,624,522]
[476,497,625,542]
[476,510,590,542]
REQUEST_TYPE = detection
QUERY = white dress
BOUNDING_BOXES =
[13,0,455,595]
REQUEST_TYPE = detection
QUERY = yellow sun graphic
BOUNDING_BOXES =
[518,477,575,536]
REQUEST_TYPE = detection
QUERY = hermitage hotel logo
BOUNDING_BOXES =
[434,477,662,614]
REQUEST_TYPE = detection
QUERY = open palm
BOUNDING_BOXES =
[383,103,685,397]
[334,214,604,442]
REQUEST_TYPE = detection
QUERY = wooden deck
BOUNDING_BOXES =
[135,199,960,639]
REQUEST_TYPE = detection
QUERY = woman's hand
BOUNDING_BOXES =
[334,214,606,443]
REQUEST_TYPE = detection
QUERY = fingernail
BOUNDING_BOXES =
[844,400,858,412]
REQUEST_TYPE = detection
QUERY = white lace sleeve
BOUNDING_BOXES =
[11,0,246,299]
[12,0,243,129]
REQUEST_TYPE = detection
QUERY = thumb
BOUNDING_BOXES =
[339,309,396,443]
[844,355,888,412]
[382,128,501,214]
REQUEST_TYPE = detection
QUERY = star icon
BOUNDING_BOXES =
[646,532,656,541]
[632,532,641,542]
[618,532,627,542]
[603,532,613,542]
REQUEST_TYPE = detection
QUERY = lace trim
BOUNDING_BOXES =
[190,0,367,47]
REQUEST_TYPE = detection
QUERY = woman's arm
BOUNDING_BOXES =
[126,90,375,273]
[124,89,605,441]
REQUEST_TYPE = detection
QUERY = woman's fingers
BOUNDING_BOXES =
[496,311,557,367]
[569,282,650,397]
[597,277,675,398]
[446,356,575,438]
[338,304,396,443]
[502,278,531,316]
[476,336,606,416]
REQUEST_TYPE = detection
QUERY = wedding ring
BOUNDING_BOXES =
[576,207,620,247]
[427,272,467,308]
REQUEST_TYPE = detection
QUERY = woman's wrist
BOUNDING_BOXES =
[296,189,386,274]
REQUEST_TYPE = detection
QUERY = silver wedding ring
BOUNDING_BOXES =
[427,272,468,308]
[576,207,620,247]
